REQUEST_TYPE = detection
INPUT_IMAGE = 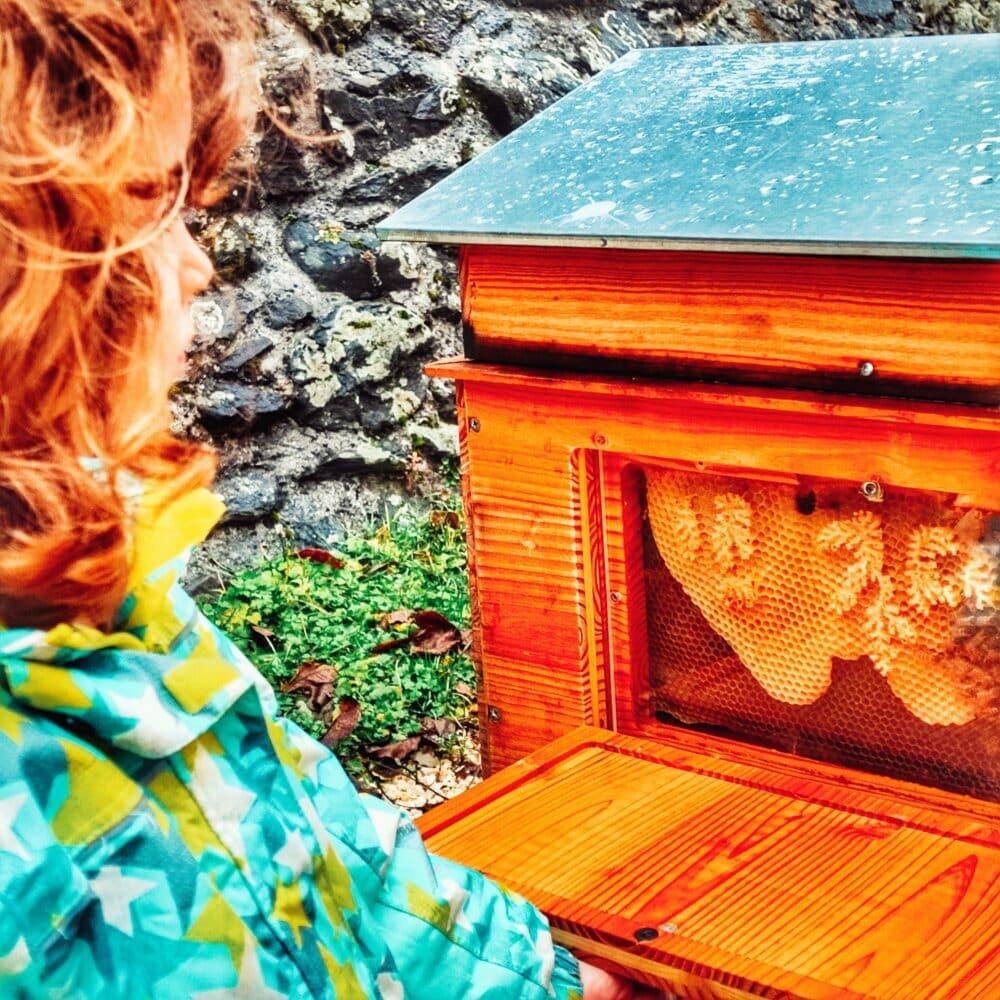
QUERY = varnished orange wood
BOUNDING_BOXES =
[460,245,1000,398]
[419,727,1000,999]
[436,361,1000,770]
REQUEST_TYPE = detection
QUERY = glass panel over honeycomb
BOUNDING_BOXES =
[640,462,1000,800]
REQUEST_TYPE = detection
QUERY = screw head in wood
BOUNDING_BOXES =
[487,705,502,723]
[592,433,607,446]
[860,479,884,503]
[610,591,623,603]
[634,927,659,942]
[468,417,481,432]
[857,360,876,377]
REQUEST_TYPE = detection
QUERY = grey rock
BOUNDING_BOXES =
[283,0,373,40]
[409,422,459,457]
[197,382,289,429]
[264,295,314,330]
[594,11,649,56]
[282,220,413,298]
[219,335,276,374]
[374,0,466,52]
[278,489,349,549]
[286,301,434,422]
[851,0,894,17]
[319,75,456,161]
[348,162,452,203]
[258,127,317,198]
[461,48,582,134]
[502,0,586,7]
[203,219,260,282]
[471,8,513,35]
[189,291,245,348]
[216,469,283,524]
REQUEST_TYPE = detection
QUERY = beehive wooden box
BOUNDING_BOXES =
[380,34,1000,998]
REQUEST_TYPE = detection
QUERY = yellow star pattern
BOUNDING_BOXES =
[273,878,311,948]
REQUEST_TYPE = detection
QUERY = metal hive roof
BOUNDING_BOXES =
[378,34,1000,258]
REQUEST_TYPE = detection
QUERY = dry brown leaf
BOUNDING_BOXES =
[282,661,338,712]
[295,548,346,568]
[421,717,458,737]
[321,697,361,749]
[368,734,422,762]
[454,681,475,700]
[249,624,277,648]
[410,610,464,655]
[380,608,415,629]
[371,637,411,655]
[429,510,461,530]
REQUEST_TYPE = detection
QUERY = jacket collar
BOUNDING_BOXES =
[0,489,257,758]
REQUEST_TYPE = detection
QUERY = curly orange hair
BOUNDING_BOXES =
[0,0,257,628]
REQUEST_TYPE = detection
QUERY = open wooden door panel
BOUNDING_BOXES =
[418,726,1000,1000]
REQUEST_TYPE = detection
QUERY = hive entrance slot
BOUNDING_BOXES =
[636,463,1000,801]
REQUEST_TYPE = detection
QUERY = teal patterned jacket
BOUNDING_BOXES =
[0,488,583,999]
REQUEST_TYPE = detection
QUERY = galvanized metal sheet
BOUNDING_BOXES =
[378,34,1000,258]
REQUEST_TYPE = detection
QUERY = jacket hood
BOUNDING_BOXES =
[0,489,259,758]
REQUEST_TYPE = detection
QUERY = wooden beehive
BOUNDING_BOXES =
[379,34,1000,998]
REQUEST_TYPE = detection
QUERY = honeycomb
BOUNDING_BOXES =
[645,468,1000,728]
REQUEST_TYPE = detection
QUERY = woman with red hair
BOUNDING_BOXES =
[0,2,655,997]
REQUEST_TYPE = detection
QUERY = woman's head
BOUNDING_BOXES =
[0,0,257,627]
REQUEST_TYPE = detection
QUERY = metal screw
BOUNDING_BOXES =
[858,360,876,378]
[660,923,679,935]
[633,927,659,942]
[487,705,502,723]
[861,480,885,503]
[468,417,481,432]
[593,433,607,446]
[610,591,623,603]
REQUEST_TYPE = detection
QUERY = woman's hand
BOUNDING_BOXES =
[578,960,665,1000]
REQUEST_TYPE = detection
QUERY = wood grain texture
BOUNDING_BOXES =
[419,726,1000,999]
[444,364,1000,770]
[460,245,1000,399]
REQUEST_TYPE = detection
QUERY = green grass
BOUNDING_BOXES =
[199,501,475,769]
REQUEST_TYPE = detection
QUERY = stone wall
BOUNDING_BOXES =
[179,0,998,587]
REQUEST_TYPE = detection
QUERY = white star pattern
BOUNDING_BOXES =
[0,793,30,861]
[0,632,46,657]
[272,829,311,879]
[535,925,557,996]
[90,866,157,936]
[0,936,29,976]
[188,745,255,862]
[439,879,473,934]
[108,687,197,756]
[367,805,401,865]
[194,933,285,1000]
[376,971,405,1000]
[294,733,326,783]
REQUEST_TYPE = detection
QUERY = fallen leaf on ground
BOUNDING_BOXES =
[295,548,346,568]
[321,697,361,749]
[409,610,464,655]
[249,624,278,648]
[371,636,411,654]
[421,717,458,737]
[368,735,422,761]
[380,608,414,628]
[429,510,461,529]
[455,681,475,699]
[282,661,338,712]
[371,609,466,657]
